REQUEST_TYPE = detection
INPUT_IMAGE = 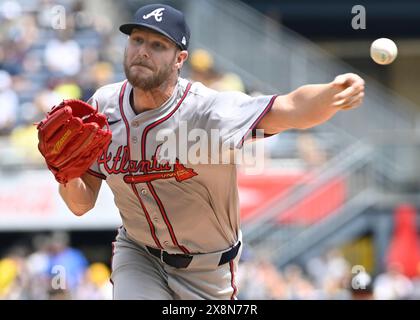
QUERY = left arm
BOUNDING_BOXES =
[257,73,365,134]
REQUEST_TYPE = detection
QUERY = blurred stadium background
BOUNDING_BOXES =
[1,0,420,300]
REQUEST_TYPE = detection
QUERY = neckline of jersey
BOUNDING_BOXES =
[124,80,182,121]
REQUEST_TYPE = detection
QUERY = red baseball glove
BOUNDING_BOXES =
[37,99,111,184]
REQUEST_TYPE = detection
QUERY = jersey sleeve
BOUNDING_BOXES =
[198,91,277,149]
[87,162,106,180]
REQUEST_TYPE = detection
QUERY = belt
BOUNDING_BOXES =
[146,241,241,269]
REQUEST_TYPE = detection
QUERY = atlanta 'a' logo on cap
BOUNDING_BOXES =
[143,8,165,22]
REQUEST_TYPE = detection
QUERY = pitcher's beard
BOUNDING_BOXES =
[124,60,173,90]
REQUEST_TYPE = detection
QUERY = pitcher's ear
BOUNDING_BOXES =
[175,50,189,70]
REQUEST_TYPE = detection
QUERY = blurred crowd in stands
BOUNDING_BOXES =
[238,248,420,300]
[0,231,112,300]
[1,231,420,300]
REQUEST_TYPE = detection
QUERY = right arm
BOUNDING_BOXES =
[58,172,102,216]
[257,73,365,134]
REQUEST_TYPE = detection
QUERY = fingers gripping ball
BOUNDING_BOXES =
[37,99,112,184]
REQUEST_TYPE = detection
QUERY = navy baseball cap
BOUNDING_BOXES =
[119,4,190,50]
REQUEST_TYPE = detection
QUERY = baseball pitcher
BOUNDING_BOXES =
[37,4,364,300]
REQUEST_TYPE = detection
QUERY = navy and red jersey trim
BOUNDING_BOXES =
[237,95,278,148]
[131,184,163,249]
[140,82,192,160]
[119,81,130,156]
[86,168,106,180]
[141,82,192,254]
[119,80,163,250]
[146,182,190,254]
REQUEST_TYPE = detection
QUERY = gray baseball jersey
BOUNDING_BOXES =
[87,77,276,299]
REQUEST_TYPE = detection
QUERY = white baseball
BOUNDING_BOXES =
[370,38,398,65]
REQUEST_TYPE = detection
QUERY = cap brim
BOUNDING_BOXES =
[119,23,181,49]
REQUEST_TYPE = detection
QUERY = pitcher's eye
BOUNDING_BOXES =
[152,42,165,50]
[131,37,143,45]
